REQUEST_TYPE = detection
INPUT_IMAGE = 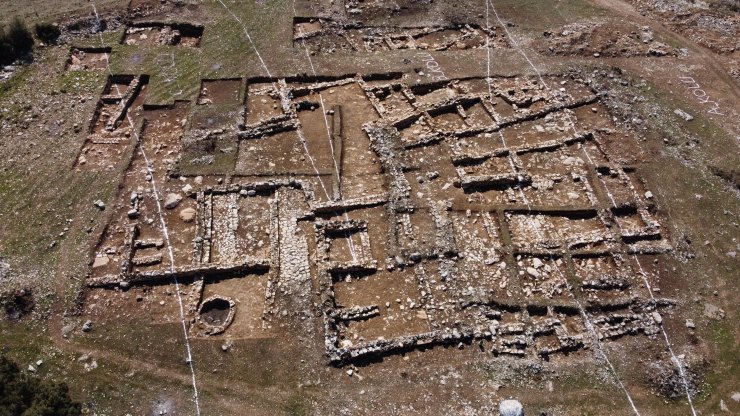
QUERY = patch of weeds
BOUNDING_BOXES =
[0,64,31,101]
[283,394,311,416]
[58,70,105,94]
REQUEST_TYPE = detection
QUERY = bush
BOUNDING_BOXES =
[34,22,61,45]
[0,27,14,65]
[0,355,81,416]
[7,17,33,56]
[0,17,34,65]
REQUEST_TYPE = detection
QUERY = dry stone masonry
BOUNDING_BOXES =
[83,72,673,367]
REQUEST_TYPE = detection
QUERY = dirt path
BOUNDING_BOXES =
[46,321,294,413]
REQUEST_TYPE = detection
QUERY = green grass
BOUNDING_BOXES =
[67,0,297,105]
[617,73,739,409]
[58,70,105,93]
[696,320,740,411]
[0,64,32,102]
[0,0,127,27]
[71,28,124,49]
[633,80,739,171]
[284,394,311,416]
[493,0,608,32]
[49,1,298,106]
[0,171,108,258]
[0,318,202,415]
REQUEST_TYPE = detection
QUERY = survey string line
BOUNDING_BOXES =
[89,3,201,414]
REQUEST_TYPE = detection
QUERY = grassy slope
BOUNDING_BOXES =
[614,72,739,411]
[0,0,127,26]
[68,0,297,106]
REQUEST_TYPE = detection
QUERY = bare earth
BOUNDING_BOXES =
[0,0,737,415]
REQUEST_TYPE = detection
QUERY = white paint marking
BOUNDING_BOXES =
[292,5,359,261]
[678,76,725,116]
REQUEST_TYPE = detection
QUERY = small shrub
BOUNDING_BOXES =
[7,17,33,56]
[34,22,61,45]
[0,17,34,65]
[0,27,14,65]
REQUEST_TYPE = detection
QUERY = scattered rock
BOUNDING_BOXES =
[61,324,74,338]
[526,267,540,278]
[84,360,98,372]
[0,259,10,281]
[674,108,694,121]
[93,200,106,210]
[81,320,93,332]
[703,303,725,320]
[164,193,183,209]
[648,361,698,400]
[720,399,729,412]
[685,319,695,329]
[221,339,233,352]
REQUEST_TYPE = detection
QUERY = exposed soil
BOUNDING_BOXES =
[66,48,112,71]
[198,79,242,105]
[0,0,737,415]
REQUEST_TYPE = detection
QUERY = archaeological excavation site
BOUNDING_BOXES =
[0,0,737,415]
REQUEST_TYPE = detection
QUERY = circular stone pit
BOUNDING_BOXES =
[196,295,236,335]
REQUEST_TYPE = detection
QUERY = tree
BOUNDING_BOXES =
[0,355,81,416]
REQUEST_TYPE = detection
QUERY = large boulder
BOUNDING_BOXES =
[179,207,196,222]
[499,399,524,416]
[164,193,183,209]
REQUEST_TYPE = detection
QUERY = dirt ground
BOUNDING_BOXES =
[0,0,737,415]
